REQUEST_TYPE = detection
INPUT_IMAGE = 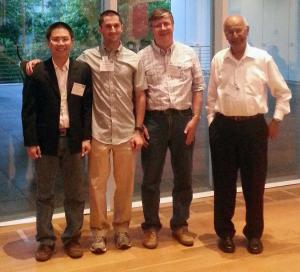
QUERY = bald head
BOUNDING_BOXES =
[223,15,248,32]
[223,15,249,59]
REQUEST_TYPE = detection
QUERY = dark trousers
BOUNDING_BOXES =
[209,114,268,239]
[35,137,85,246]
[141,109,194,231]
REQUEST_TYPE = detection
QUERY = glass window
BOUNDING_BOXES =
[0,0,212,223]
[0,0,104,223]
[227,0,300,183]
[2,0,297,224]
[117,0,213,202]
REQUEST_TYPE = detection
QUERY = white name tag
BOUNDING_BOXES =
[71,82,85,96]
[100,56,114,72]
[168,64,182,77]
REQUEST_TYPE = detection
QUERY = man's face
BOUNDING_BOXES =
[151,15,174,46]
[99,15,123,44]
[48,27,73,59]
[224,17,249,50]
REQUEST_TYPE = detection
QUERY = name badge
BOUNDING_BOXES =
[100,56,114,72]
[168,64,182,78]
[71,82,85,96]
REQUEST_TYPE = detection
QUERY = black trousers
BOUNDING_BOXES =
[209,113,268,239]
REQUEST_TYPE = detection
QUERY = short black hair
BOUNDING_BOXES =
[148,8,174,26]
[98,9,123,26]
[46,22,74,41]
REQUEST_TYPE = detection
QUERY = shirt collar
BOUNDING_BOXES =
[151,40,175,56]
[52,58,69,72]
[224,43,255,61]
[100,43,123,56]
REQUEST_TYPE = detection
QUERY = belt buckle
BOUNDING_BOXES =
[234,116,242,121]
[164,109,172,115]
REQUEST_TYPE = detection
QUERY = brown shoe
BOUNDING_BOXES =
[172,227,194,246]
[35,244,55,262]
[64,241,83,259]
[142,229,158,249]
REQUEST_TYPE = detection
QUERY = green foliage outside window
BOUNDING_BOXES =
[0,0,103,83]
[0,0,171,82]
[118,0,171,51]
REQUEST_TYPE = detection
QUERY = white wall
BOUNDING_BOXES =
[228,0,299,81]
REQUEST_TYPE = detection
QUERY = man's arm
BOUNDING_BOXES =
[22,73,41,159]
[184,50,205,145]
[81,63,93,156]
[267,57,292,139]
[184,91,203,145]
[206,57,218,125]
[131,89,146,150]
[25,59,42,76]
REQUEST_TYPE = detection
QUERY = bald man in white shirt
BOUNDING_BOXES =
[207,15,291,254]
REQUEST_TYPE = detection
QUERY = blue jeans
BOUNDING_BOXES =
[35,137,85,246]
[141,109,194,231]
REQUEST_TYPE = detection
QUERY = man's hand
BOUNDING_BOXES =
[268,119,280,139]
[27,146,42,160]
[81,140,91,157]
[131,131,144,151]
[142,125,150,148]
[26,59,42,76]
[184,116,199,145]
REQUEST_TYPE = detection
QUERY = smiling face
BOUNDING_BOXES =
[151,13,174,50]
[99,14,123,49]
[224,16,249,56]
[47,27,73,60]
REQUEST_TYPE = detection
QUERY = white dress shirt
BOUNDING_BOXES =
[53,58,70,129]
[206,44,291,125]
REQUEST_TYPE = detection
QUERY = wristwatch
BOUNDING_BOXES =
[272,118,281,123]
[135,126,144,133]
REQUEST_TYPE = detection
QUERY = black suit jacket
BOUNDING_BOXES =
[22,58,92,155]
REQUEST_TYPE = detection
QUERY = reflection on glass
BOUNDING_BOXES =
[117,0,212,202]
[227,0,300,182]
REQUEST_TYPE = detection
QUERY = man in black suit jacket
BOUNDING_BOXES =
[22,22,92,261]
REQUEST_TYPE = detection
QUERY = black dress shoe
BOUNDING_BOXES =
[218,237,235,253]
[247,238,263,254]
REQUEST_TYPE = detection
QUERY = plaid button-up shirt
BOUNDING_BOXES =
[138,41,205,111]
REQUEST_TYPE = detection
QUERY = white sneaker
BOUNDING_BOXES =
[90,235,107,254]
[114,232,132,250]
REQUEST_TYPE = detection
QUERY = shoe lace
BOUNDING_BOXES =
[116,232,130,245]
[93,234,106,247]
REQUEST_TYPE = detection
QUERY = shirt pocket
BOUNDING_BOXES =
[145,69,155,84]
[217,64,236,93]
[170,60,193,81]
[145,66,161,85]
[180,60,193,81]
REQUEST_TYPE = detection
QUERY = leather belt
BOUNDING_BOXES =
[216,112,263,121]
[147,108,192,115]
[59,128,69,136]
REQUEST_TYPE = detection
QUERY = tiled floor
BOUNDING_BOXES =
[0,82,299,223]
